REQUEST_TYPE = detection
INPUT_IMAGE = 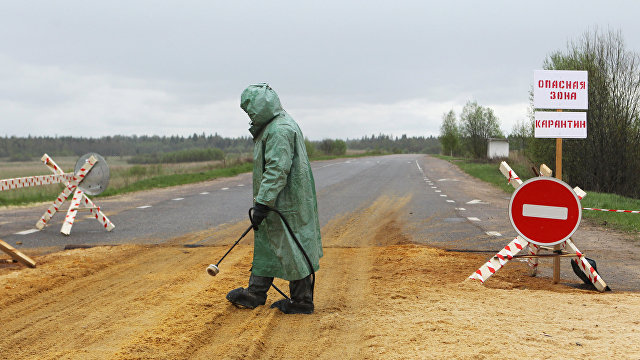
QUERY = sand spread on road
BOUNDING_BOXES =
[1,196,639,359]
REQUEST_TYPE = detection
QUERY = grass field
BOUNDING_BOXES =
[434,155,640,233]
[0,155,252,206]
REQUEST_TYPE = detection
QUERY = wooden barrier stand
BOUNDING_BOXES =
[468,161,609,292]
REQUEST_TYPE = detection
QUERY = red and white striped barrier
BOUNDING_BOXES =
[0,174,75,191]
[469,236,528,283]
[0,153,114,235]
[468,161,608,292]
[583,207,640,214]
[38,154,114,235]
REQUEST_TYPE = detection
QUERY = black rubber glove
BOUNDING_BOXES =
[251,203,270,230]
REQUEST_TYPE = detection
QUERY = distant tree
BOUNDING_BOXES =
[459,101,503,158]
[439,110,460,156]
[304,138,316,157]
[318,139,347,155]
[509,118,532,151]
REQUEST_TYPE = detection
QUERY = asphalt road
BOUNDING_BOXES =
[1,154,496,249]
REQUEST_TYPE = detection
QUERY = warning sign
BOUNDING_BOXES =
[533,70,588,110]
[534,111,587,138]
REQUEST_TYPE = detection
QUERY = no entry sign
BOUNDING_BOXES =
[509,177,582,246]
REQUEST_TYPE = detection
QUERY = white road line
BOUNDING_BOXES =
[466,199,487,205]
[440,194,447,197]
[237,184,245,187]
[172,198,184,201]
[486,231,502,237]
[435,190,441,193]
[431,186,437,189]
[522,204,568,220]
[467,217,481,222]
[446,200,455,203]
[200,192,209,195]
[15,229,39,235]
[221,187,230,190]
[456,207,466,211]
[137,205,152,209]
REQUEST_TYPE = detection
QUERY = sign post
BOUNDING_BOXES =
[533,70,588,283]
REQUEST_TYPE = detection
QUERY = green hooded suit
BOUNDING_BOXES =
[241,84,323,281]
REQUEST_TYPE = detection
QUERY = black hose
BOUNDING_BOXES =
[251,206,316,302]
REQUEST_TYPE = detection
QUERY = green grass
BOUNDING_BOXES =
[98,162,253,197]
[434,155,640,234]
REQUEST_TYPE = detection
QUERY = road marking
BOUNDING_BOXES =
[456,208,466,211]
[438,178,459,182]
[486,231,502,237]
[440,194,447,197]
[446,200,455,203]
[431,186,437,189]
[237,184,245,187]
[435,190,441,193]
[221,187,230,190]
[137,205,152,209]
[15,229,39,235]
[467,217,481,222]
[200,192,209,195]
[415,160,423,172]
[466,199,487,205]
[172,198,184,201]
[522,204,568,220]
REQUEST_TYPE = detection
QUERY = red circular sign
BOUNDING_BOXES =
[509,177,582,246]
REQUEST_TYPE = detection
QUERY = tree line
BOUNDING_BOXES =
[1,132,442,163]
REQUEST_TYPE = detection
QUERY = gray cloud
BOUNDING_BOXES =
[1,1,639,139]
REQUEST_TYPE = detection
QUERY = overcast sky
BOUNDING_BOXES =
[2,1,640,140]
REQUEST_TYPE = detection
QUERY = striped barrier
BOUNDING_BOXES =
[583,207,640,214]
[0,174,75,191]
[39,154,114,235]
[468,162,608,292]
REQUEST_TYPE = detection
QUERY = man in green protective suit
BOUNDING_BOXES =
[226,83,323,314]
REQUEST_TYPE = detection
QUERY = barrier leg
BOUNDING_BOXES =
[81,193,115,231]
[469,236,529,284]
[564,239,609,292]
[36,184,77,230]
[61,189,83,235]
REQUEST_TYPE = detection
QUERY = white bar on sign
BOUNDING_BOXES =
[522,204,568,220]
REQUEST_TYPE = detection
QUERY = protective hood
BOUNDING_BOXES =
[240,83,284,138]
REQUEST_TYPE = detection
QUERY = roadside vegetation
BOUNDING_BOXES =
[435,155,640,233]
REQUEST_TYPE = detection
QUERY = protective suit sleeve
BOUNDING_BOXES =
[255,126,295,207]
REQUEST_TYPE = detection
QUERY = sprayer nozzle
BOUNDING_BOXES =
[207,264,220,276]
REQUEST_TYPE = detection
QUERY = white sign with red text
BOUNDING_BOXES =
[534,111,587,138]
[533,70,588,110]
